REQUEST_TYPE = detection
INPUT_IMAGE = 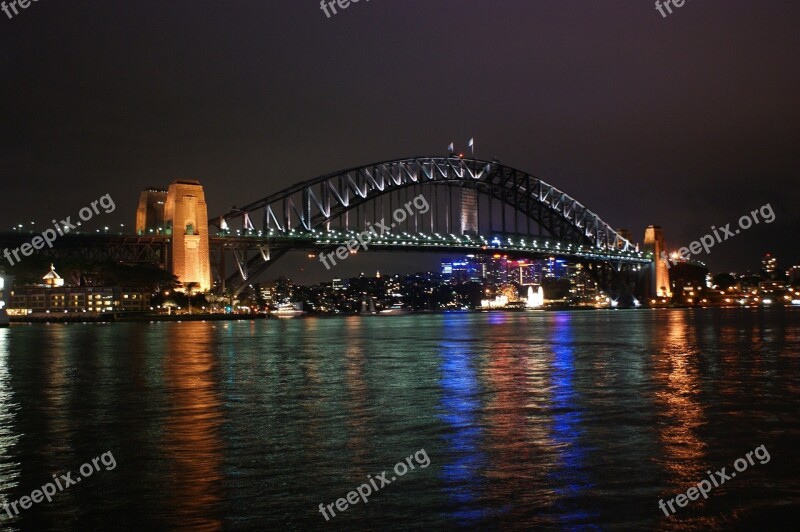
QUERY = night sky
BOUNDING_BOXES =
[2,1,798,283]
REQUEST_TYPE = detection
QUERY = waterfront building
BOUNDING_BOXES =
[42,264,65,288]
[10,286,151,313]
[8,264,151,314]
[567,263,598,302]
[667,261,710,305]
[259,285,274,307]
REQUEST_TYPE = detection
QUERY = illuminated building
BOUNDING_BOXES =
[442,255,571,287]
[42,264,65,288]
[542,257,567,279]
[441,258,481,282]
[761,253,777,278]
[486,254,511,284]
[567,263,598,301]
[9,287,151,313]
[259,285,273,306]
[506,259,536,285]
[8,264,151,313]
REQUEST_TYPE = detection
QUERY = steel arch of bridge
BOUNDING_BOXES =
[212,156,635,251]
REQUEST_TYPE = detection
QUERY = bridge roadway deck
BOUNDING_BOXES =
[213,230,653,265]
[0,231,654,265]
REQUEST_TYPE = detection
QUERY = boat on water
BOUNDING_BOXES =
[380,304,411,315]
[271,302,305,318]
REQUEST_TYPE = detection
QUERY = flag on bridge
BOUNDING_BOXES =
[447,142,454,153]
[468,138,474,155]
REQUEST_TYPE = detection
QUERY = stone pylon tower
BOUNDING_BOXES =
[135,188,167,234]
[643,225,671,298]
[164,180,211,292]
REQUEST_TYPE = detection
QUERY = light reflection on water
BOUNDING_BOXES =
[0,328,21,505]
[548,313,597,527]
[655,311,707,486]
[0,310,798,530]
[163,323,223,531]
[438,322,488,525]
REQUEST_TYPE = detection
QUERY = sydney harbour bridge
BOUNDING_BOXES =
[0,156,657,300]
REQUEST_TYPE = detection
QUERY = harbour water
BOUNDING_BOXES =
[0,309,798,530]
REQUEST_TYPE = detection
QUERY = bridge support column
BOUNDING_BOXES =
[164,180,212,292]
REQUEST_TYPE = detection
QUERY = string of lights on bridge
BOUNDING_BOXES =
[217,227,653,265]
[10,223,127,234]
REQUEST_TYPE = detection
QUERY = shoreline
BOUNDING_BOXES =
[5,305,793,324]
[9,313,265,324]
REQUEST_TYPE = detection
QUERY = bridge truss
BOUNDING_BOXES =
[209,156,648,294]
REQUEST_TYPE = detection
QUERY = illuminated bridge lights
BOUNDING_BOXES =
[219,229,649,264]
